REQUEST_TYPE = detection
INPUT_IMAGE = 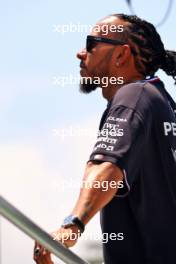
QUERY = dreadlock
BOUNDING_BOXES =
[112,14,176,82]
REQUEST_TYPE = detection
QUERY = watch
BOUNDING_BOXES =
[61,215,85,233]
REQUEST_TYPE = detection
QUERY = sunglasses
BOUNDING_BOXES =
[86,35,126,52]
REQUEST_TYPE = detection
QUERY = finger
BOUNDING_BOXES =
[34,247,41,257]
[42,247,50,256]
[34,241,42,252]
[35,252,52,264]
[34,249,47,264]
[34,244,46,258]
[35,256,46,264]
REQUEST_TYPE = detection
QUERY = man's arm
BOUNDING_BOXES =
[71,161,123,225]
[33,161,123,264]
[52,161,123,247]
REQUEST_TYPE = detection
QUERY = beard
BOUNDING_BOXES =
[79,77,99,94]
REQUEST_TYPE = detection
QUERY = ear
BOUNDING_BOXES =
[115,45,131,67]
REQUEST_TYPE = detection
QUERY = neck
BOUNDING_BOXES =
[102,75,145,101]
[102,83,123,101]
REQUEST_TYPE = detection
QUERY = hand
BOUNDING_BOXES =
[33,241,54,264]
[51,225,81,248]
[33,225,80,263]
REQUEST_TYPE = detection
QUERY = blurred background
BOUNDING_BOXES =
[0,0,176,263]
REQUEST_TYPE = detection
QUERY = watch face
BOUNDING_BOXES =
[62,215,84,233]
[63,215,74,226]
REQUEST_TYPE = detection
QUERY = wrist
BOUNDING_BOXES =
[61,215,85,234]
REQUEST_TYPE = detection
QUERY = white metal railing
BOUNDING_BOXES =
[0,196,89,264]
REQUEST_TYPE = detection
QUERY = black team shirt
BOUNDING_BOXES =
[88,77,176,264]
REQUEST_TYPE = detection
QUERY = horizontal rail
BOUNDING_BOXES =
[0,196,89,264]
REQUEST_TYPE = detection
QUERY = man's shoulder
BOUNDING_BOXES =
[111,80,165,111]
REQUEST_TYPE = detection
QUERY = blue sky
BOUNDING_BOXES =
[1,1,176,263]
[0,0,176,142]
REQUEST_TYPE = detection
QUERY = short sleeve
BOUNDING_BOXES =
[88,106,147,195]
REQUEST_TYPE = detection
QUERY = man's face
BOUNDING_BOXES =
[77,16,124,93]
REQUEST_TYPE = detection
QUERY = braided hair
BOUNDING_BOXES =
[112,14,176,82]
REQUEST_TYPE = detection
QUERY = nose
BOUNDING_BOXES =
[76,48,87,60]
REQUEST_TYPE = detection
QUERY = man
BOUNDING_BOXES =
[34,14,176,264]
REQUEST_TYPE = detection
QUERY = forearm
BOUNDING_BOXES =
[71,161,123,225]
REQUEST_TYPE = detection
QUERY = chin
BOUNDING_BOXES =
[79,68,99,93]
[79,79,98,94]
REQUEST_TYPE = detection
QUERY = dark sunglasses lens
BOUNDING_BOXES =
[86,39,97,52]
[86,39,91,52]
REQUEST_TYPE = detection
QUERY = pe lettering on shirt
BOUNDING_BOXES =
[163,122,176,136]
